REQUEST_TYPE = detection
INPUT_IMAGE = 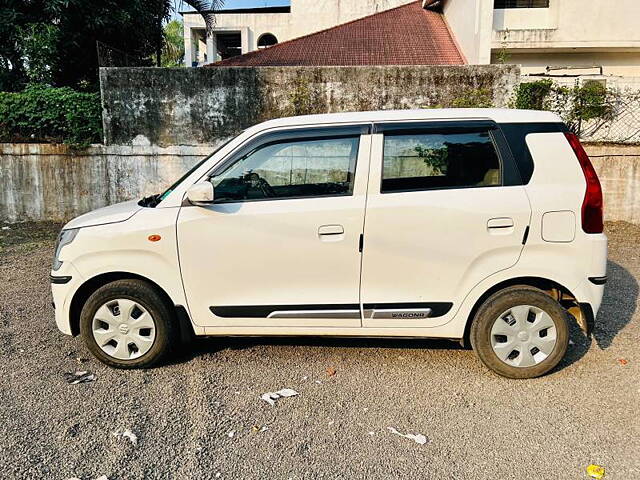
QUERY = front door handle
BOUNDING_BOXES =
[318,224,344,236]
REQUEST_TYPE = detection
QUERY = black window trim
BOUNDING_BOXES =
[376,120,519,195]
[497,121,568,185]
[206,124,371,204]
[494,0,550,9]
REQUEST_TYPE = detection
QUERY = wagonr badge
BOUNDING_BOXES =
[391,312,427,319]
[50,109,607,379]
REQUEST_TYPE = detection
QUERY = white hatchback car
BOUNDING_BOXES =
[51,109,607,378]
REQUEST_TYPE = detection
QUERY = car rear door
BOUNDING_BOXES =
[177,125,371,329]
[360,120,531,328]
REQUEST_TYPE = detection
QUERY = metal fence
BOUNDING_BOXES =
[578,89,640,143]
[523,76,640,144]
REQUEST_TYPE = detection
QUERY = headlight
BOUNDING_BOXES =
[52,228,79,271]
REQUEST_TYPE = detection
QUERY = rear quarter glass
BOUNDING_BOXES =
[498,122,568,184]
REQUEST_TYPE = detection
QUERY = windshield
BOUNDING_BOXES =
[149,136,239,206]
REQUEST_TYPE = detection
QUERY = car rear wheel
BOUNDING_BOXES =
[470,286,569,379]
[80,279,176,369]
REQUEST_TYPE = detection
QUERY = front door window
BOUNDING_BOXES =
[211,136,359,202]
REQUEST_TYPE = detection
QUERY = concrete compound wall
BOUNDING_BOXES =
[588,143,640,225]
[2,65,637,223]
[0,143,214,222]
[1,142,639,224]
[100,65,520,146]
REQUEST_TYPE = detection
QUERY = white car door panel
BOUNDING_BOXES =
[177,128,372,328]
[360,122,531,328]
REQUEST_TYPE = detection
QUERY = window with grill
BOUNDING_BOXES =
[258,33,278,49]
[494,0,549,8]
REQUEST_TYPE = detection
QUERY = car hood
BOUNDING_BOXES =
[64,199,142,230]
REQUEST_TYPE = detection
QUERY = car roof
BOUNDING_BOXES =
[248,108,562,134]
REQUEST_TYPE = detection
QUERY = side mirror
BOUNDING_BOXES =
[186,182,214,205]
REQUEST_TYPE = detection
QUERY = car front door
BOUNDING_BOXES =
[177,125,371,329]
[360,121,531,328]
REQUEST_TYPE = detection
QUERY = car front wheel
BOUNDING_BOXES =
[80,279,176,369]
[470,286,569,379]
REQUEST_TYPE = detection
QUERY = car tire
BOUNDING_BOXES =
[80,279,177,369]
[470,285,569,379]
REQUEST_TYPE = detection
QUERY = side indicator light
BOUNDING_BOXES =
[148,234,162,242]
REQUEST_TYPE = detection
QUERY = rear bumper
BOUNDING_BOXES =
[571,233,607,334]
[577,302,596,336]
[588,275,607,285]
[582,232,608,315]
[575,277,605,318]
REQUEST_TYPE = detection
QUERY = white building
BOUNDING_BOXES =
[183,0,411,66]
[445,0,640,85]
[184,0,640,83]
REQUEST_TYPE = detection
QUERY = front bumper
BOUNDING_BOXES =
[50,262,84,336]
[50,274,72,285]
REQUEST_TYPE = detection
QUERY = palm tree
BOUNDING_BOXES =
[156,0,224,66]
[162,20,185,67]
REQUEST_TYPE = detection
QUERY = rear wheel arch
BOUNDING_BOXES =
[69,272,190,338]
[461,276,580,348]
[470,286,570,378]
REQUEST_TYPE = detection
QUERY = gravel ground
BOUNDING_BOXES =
[0,221,638,479]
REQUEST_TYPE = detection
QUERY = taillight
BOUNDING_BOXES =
[564,132,603,234]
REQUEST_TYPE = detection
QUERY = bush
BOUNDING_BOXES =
[512,79,554,110]
[0,84,102,146]
[572,80,614,123]
[450,88,494,108]
[512,79,617,136]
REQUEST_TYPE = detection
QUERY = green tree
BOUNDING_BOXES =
[0,0,29,90]
[161,20,185,67]
[0,0,221,91]
[153,1,222,67]
[16,23,59,85]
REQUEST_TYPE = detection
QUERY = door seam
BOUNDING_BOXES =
[358,126,375,326]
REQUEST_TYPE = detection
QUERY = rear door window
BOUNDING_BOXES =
[381,129,501,193]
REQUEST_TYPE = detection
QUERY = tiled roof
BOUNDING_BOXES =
[207,1,464,67]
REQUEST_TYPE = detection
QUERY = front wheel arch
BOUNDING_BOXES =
[69,272,190,338]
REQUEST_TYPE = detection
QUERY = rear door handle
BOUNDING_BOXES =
[487,217,515,235]
[487,217,514,229]
[318,224,344,236]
